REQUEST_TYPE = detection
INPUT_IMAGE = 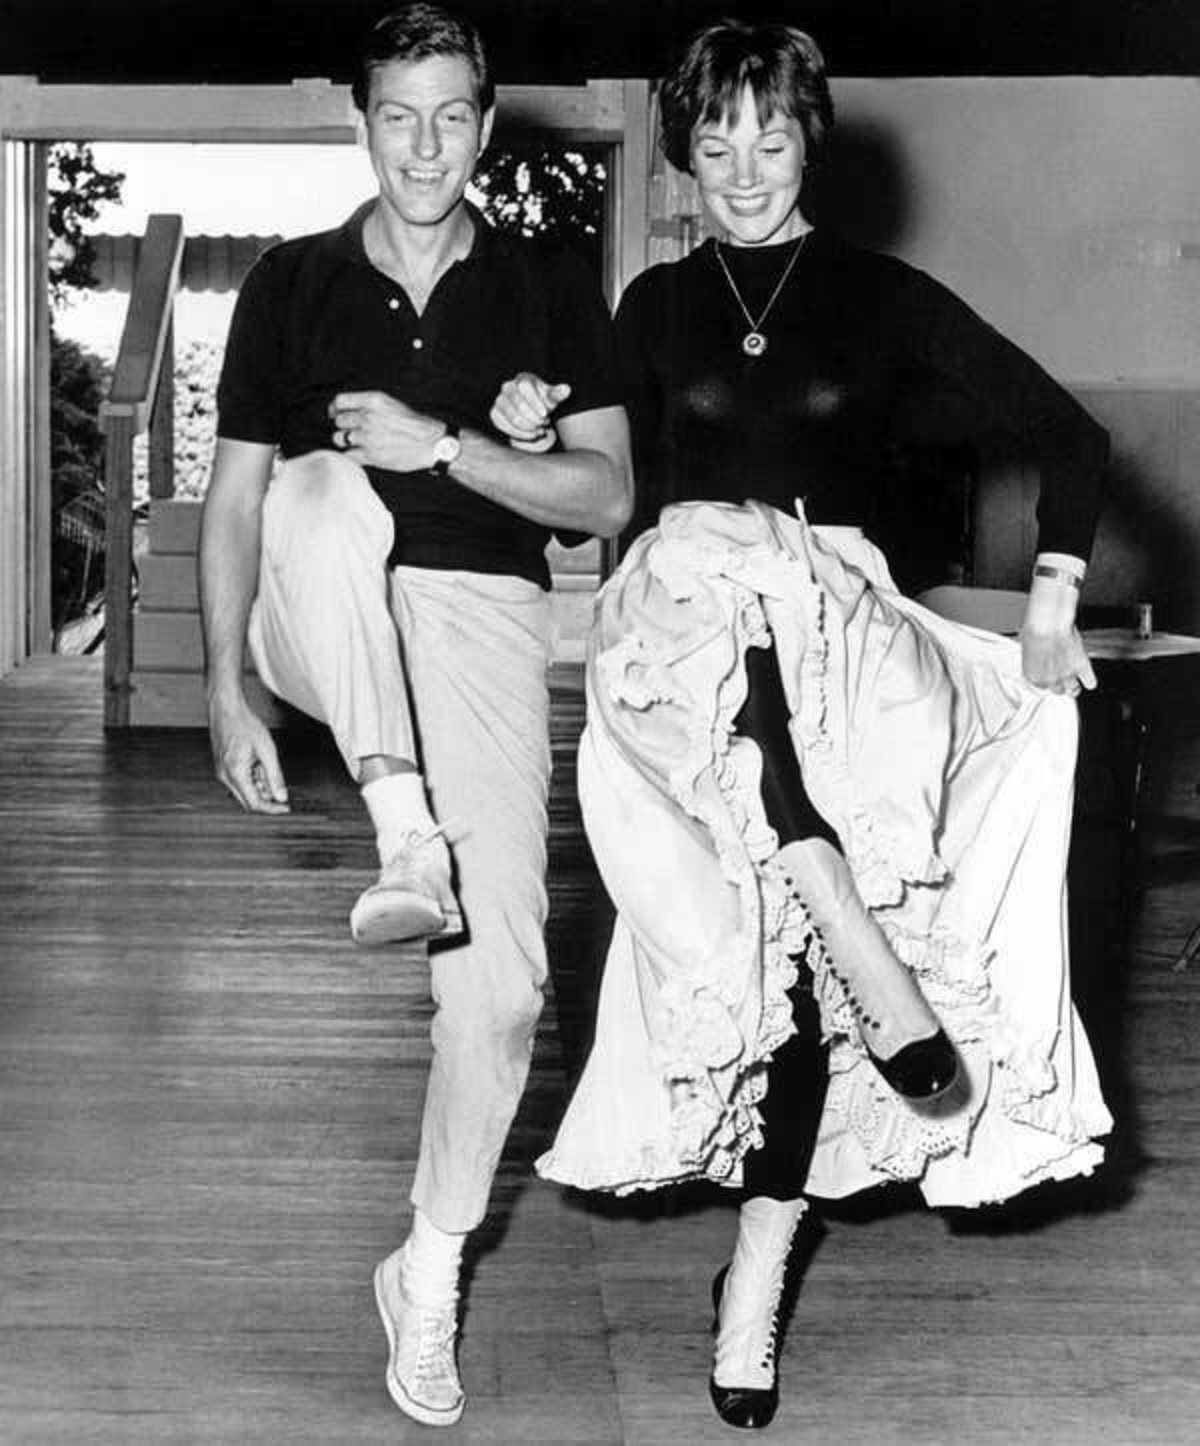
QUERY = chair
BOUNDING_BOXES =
[916,584,1027,635]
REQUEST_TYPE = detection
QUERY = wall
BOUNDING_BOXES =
[819,78,1200,626]
[2,73,1197,675]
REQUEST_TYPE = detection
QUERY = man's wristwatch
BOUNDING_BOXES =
[430,423,461,477]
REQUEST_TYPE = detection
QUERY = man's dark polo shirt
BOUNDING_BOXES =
[216,203,621,588]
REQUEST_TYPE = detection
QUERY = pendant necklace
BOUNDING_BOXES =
[714,231,809,357]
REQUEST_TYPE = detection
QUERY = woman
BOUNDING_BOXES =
[494,18,1112,1431]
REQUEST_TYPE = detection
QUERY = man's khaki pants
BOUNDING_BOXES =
[248,450,553,1232]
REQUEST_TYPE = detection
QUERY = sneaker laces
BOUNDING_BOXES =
[410,1303,459,1389]
[376,820,460,897]
[393,818,460,855]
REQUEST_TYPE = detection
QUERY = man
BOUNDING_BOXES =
[199,4,631,1427]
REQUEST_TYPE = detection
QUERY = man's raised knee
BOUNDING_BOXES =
[276,450,371,518]
[263,451,384,558]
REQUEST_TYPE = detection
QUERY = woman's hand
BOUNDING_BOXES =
[1019,558,1096,696]
[489,372,571,453]
[1019,621,1096,695]
[328,391,443,471]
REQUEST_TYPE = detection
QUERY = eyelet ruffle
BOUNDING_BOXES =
[538,500,1111,1203]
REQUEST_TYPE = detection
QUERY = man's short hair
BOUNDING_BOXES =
[658,18,835,174]
[352,4,494,115]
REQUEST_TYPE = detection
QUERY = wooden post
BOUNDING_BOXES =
[148,316,174,500]
[598,79,652,584]
[100,214,183,727]
[103,415,135,728]
[616,79,650,299]
[30,140,52,652]
[0,136,37,675]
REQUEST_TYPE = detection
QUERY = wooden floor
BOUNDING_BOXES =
[2,656,1199,1445]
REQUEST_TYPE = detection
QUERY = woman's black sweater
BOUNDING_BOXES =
[615,229,1107,582]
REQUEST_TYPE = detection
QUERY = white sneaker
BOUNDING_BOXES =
[373,1247,465,1427]
[350,824,463,947]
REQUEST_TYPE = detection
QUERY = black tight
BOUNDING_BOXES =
[733,641,834,1200]
[734,644,839,852]
[740,981,829,1199]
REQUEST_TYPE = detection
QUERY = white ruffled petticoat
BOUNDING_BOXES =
[536,500,1111,1207]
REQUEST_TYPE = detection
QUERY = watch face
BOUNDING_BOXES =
[434,433,461,464]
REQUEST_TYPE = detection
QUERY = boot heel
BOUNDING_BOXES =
[711,1264,728,1326]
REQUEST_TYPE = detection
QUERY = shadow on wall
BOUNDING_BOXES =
[971,395,1200,634]
[806,118,914,254]
[809,122,1200,632]
[1082,395,1200,634]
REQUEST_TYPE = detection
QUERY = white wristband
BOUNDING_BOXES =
[1034,551,1086,587]
[1033,563,1081,590]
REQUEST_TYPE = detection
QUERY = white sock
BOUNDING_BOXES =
[361,772,436,864]
[400,1208,466,1309]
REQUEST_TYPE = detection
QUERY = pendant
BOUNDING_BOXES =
[742,331,767,357]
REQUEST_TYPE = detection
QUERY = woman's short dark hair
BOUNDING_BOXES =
[352,4,494,115]
[658,19,834,173]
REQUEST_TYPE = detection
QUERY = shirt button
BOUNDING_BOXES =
[387,297,400,311]
[411,337,424,350]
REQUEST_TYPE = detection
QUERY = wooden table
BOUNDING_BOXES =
[1083,628,1200,968]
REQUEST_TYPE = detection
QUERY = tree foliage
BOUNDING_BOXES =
[473,143,607,272]
[49,334,110,633]
[48,143,125,641]
[48,143,124,309]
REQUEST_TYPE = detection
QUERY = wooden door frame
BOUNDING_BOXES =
[0,75,652,671]
[0,75,650,294]
[0,136,48,671]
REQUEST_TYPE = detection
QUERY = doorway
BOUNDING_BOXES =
[0,76,651,681]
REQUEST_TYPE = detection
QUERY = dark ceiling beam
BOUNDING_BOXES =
[2,0,1199,80]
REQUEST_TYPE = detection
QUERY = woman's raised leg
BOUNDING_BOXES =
[736,641,958,1102]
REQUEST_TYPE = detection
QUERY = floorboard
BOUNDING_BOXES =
[1,656,1197,1443]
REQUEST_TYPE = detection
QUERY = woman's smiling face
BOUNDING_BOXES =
[691,85,808,247]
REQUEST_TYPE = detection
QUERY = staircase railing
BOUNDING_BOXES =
[98,213,184,727]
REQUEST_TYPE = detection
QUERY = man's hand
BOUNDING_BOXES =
[489,373,572,453]
[328,391,444,471]
[208,690,290,814]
